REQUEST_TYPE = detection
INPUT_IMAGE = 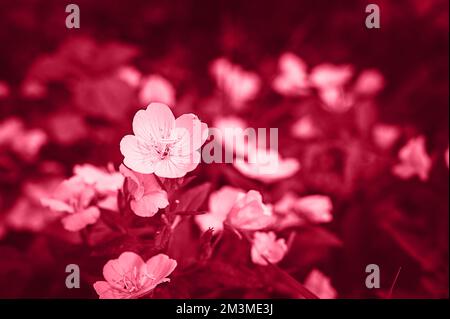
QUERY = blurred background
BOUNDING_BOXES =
[0,0,448,298]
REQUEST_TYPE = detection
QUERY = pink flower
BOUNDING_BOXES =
[138,75,176,107]
[291,115,319,139]
[0,117,47,161]
[41,176,100,231]
[120,103,208,178]
[195,186,274,232]
[119,164,169,217]
[117,65,142,88]
[73,164,124,211]
[310,64,354,113]
[310,64,353,89]
[353,69,385,96]
[251,231,288,266]
[318,86,354,113]
[392,136,432,181]
[210,58,260,108]
[372,123,401,150]
[74,164,124,194]
[304,269,337,299]
[93,252,177,299]
[273,52,309,96]
[273,193,333,229]
[227,190,275,230]
[295,195,333,223]
[5,179,61,233]
[234,147,300,183]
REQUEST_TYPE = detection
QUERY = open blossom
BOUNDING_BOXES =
[41,176,100,231]
[119,164,168,217]
[195,186,274,233]
[392,136,431,181]
[234,147,300,183]
[210,57,260,108]
[138,75,176,107]
[272,52,309,96]
[93,252,177,299]
[251,231,288,266]
[304,269,337,299]
[120,102,208,178]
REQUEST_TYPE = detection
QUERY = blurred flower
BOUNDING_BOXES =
[273,193,333,229]
[46,111,88,145]
[445,146,449,169]
[310,64,354,113]
[119,164,168,217]
[392,136,431,181]
[296,195,333,223]
[20,80,47,99]
[74,164,124,211]
[74,164,124,194]
[117,65,142,88]
[4,179,62,234]
[272,52,309,96]
[251,231,288,266]
[353,69,385,96]
[120,102,208,178]
[291,115,319,139]
[227,190,275,231]
[210,57,260,109]
[318,87,354,113]
[195,186,274,232]
[93,252,177,299]
[0,80,10,99]
[372,123,401,150]
[310,64,353,89]
[304,269,337,299]
[195,186,241,233]
[213,116,249,158]
[0,117,47,161]
[0,118,23,145]
[234,147,300,183]
[139,74,176,107]
[41,176,100,231]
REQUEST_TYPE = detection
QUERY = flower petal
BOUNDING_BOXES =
[130,191,169,217]
[133,103,175,142]
[103,251,146,287]
[154,151,201,178]
[144,254,177,288]
[120,135,158,174]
